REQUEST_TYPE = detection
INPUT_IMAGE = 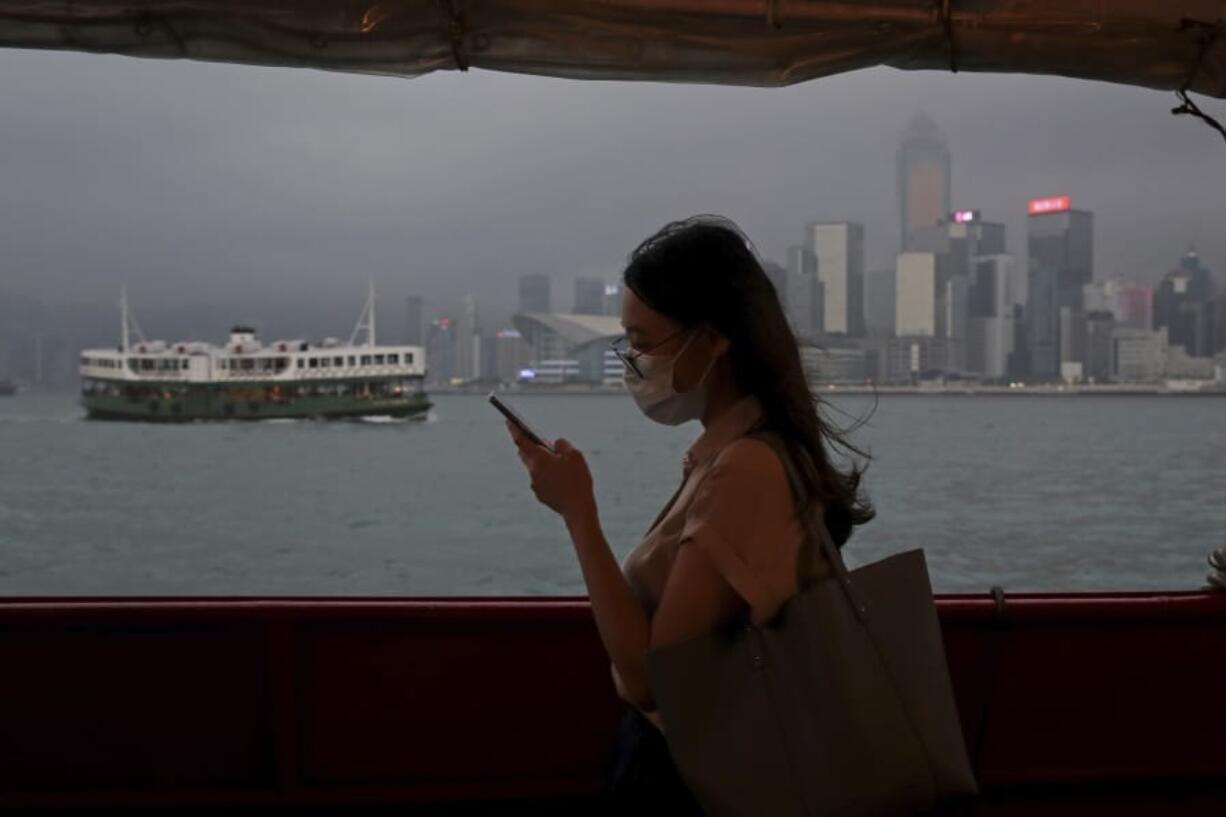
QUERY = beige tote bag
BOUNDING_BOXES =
[645,433,976,817]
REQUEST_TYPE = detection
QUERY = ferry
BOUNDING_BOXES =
[78,286,430,421]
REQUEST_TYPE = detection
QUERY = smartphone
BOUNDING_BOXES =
[489,393,553,451]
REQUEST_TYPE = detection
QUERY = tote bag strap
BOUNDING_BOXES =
[747,430,871,622]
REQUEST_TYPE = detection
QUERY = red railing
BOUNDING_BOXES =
[1,592,1224,814]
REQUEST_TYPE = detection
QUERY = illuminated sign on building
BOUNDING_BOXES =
[952,210,977,223]
[1027,195,1071,215]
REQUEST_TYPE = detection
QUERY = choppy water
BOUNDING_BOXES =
[0,393,1223,595]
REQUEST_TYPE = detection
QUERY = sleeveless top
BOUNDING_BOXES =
[620,395,833,727]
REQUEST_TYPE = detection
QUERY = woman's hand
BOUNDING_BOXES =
[505,420,597,526]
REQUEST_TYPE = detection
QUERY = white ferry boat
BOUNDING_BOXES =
[78,287,430,421]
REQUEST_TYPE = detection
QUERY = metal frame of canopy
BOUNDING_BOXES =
[0,1,1222,98]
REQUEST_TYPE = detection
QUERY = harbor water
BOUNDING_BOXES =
[0,393,1223,595]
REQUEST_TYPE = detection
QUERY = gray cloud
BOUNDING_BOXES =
[2,48,1224,340]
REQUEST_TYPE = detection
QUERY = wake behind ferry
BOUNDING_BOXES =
[78,286,430,422]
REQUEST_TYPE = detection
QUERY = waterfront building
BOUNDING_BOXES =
[809,222,865,336]
[1165,345,1216,379]
[1118,282,1155,330]
[800,344,868,385]
[1026,195,1094,380]
[876,336,957,382]
[1084,279,1154,331]
[425,318,457,384]
[1112,326,1167,382]
[966,254,1023,379]
[905,212,1008,374]
[1059,307,1088,381]
[518,274,552,314]
[1154,248,1217,358]
[897,113,951,250]
[896,251,956,338]
[863,267,896,337]
[1084,310,1115,382]
[785,245,822,339]
[491,329,533,384]
[573,277,606,316]
[601,283,623,317]
[405,295,424,346]
[454,294,480,382]
[511,312,623,384]
[909,214,1007,277]
[527,359,582,385]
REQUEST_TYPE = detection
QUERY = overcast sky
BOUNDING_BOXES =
[1,48,1224,338]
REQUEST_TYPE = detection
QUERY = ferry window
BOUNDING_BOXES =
[241,359,254,371]
[14,45,1226,601]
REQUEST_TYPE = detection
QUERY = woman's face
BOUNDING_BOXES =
[621,287,728,392]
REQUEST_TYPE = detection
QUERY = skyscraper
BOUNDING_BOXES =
[863,268,896,337]
[425,318,456,385]
[573,278,606,315]
[897,113,951,250]
[1026,196,1093,379]
[966,254,1024,378]
[404,296,424,346]
[895,253,939,337]
[454,294,480,381]
[785,245,821,338]
[809,223,864,337]
[518,274,552,314]
[1154,247,1217,358]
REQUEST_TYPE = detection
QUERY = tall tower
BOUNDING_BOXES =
[784,245,820,338]
[404,296,424,346]
[897,113,952,251]
[1026,196,1093,380]
[809,223,865,337]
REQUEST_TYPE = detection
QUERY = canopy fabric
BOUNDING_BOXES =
[0,1,1223,99]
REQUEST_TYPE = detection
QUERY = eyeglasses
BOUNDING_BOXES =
[609,326,689,379]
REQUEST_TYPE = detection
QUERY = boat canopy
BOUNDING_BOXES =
[0,1,1222,99]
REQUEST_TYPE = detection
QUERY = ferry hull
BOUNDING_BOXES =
[80,385,431,421]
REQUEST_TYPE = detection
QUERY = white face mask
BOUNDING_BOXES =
[623,329,716,426]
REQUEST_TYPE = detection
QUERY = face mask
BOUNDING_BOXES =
[623,329,716,426]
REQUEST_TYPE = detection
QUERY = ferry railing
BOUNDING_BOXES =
[0,591,1224,815]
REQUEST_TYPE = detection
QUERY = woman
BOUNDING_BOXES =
[505,215,873,813]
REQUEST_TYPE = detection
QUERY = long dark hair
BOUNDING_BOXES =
[622,215,874,546]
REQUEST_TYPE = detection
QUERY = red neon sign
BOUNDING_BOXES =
[1028,195,1071,215]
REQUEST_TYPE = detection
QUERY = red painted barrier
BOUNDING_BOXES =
[1,592,1224,815]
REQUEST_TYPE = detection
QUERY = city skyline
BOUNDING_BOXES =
[2,50,1224,387]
